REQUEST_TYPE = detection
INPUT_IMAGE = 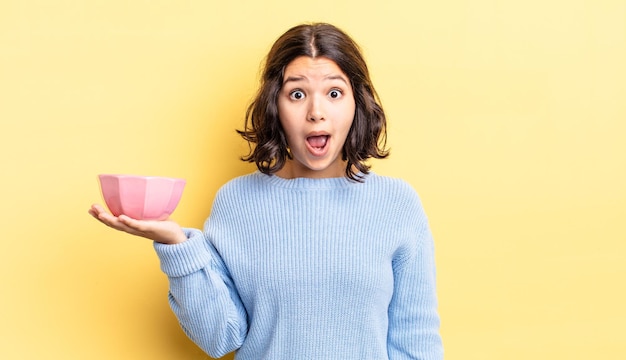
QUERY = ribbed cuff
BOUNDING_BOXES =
[153,228,212,277]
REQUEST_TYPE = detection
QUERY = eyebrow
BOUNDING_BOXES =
[282,74,349,85]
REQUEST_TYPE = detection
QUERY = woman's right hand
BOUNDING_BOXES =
[88,204,188,244]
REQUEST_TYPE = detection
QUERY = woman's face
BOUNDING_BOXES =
[276,56,356,179]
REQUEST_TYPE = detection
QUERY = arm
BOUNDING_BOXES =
[154,229,248,358]
[88,204,248,357]
[387,224,444,359]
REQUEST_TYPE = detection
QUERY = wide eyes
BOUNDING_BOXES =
[329,89,341,99]
[288,88,343,101]
[289,90,305,100]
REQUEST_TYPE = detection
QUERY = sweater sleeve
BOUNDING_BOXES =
[387,207,444,359]
[153,228,248,358]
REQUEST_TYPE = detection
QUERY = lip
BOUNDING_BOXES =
[306,131,330,137]
[305,131,331,157]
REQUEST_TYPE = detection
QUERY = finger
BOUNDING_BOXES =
[118,215,145,230]
[118,217,166,240]
[91,204,109,215]
[118,215,164,237]
[94,211,135,233]
[88,204,104,219]
[88,206,110,224]
[87,205,154,239]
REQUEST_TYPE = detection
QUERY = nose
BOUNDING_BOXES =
[307,95,325,122]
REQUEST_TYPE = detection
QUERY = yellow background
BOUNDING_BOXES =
[1,0,624,359]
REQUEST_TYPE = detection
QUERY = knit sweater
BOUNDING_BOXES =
[154,172,443,359]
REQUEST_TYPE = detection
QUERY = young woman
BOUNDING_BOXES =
[90,22,443,359]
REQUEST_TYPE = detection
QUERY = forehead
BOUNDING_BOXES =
[283,56,348,81]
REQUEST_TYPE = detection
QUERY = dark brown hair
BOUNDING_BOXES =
[237,22,389,181]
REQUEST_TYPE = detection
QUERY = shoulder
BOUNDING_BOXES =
[363,173,429,226]
[366,175,435,263]
[208,172,264,209]
[216,171,267,195]
[364,173,423,204]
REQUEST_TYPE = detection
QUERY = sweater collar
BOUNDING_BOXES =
[258,171,370,189]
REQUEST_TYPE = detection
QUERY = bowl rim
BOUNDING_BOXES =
[98,174,186,182]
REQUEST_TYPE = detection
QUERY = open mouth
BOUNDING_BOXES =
[306,135,330,154]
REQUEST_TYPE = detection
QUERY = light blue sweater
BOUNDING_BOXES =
[154,172,443,359]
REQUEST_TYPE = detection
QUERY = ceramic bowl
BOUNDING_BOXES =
[98,174,186,220]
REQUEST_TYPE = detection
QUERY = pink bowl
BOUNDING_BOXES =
[98,174,186,220]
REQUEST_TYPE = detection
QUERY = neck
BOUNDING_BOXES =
[275,160,348,179]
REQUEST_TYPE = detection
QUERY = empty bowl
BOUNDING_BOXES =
[98,174,186,220]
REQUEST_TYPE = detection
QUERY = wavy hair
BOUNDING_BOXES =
[237,23,389,181]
